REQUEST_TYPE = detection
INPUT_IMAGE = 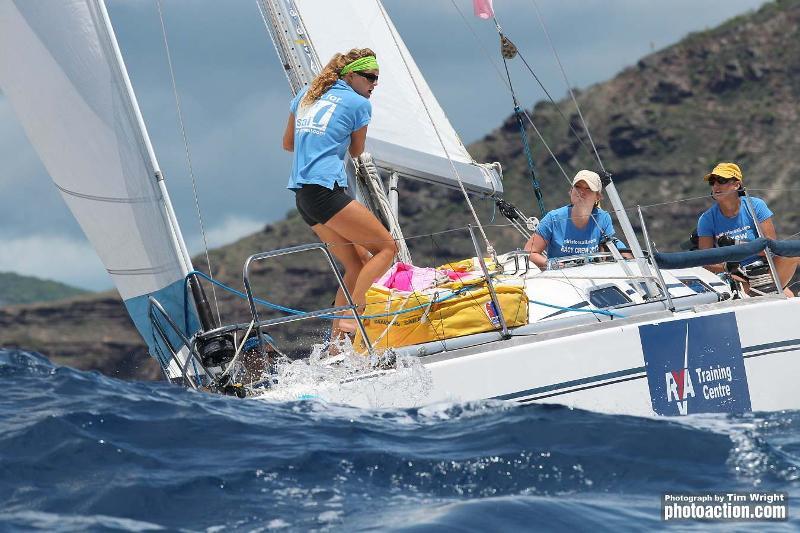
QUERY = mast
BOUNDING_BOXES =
[258,0,503,195]
[258,0,320,94]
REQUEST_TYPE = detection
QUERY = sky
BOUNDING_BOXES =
[0,0,767,291]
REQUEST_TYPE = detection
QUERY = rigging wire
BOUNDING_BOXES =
[530,0,605,173]
[449,2,610,254]
[446,1,613,299]
[492,17,546,218]
[513,51,593,157]
[154,0,222,325]
[375,1,495,256]
[448,0,572,186]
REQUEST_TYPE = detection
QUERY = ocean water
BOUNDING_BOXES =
[1,348,798,532]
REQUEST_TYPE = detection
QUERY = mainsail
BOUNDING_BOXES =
[0,0,199,364]
[262,0,503,195]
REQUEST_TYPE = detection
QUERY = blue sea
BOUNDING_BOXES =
[1,348,798,532]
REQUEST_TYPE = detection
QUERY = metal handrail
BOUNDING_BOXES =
[468,224,510,338]
[637,205,675,311]
[148,296,211,389]
[743,189,784,297]
[242,242,375,355]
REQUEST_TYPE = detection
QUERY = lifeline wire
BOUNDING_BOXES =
[155,0,222,326]
[185,268,621,324]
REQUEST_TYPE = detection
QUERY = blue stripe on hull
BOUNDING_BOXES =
[494,338,800,403]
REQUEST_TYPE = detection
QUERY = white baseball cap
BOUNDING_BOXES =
[571,170,602,192]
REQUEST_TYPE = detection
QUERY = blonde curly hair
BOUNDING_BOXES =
[301,48,376,106]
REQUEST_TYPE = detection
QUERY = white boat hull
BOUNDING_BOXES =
[257,294,800,417]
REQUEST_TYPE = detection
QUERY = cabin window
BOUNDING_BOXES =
[588,286,630,308]
[679,277,712,294]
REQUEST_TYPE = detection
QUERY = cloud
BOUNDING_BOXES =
[186,215,264,253]
[0,235,110,291]
[0,215,264,293]
[0,0,768,292]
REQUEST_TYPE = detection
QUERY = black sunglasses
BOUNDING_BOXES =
[708,175,737,186]
[355,71,379,83]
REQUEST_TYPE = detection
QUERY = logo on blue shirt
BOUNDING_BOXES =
[296,98,338,135]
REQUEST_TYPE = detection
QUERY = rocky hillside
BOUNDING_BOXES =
[2,0,799,380]
[472,0,800,246]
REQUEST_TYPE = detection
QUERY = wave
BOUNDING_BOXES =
[1,348,798,531]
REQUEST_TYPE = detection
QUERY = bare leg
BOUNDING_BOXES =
[310,223,366,332]
[324,201,397,310]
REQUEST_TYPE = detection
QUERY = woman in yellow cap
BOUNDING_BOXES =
[282,48,397,336]
[697,162,797,296]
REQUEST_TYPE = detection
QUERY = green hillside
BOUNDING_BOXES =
[0,271,89,307]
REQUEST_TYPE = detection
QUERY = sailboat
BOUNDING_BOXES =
[2,0,799,417]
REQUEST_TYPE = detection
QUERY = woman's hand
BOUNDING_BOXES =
[282,113,295,152]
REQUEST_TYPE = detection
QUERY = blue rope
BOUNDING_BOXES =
[182,271,624,324]
[184,270,475,320]
[529,299,624,318]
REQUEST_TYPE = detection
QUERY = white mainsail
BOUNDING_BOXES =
[262,0,503,195]
[0,0,199,361]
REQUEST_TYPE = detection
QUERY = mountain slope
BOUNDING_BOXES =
[1,0,798,380]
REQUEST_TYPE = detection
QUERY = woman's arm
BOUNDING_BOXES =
[282,113,295,152]
[349,125,368,157]
[698,235,724,273]
[524,233,549,269]
[759,217,777,239]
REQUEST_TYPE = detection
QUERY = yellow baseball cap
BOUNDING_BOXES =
[704,162,743,182]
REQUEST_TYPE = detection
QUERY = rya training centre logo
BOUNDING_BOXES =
[640,314,750,416]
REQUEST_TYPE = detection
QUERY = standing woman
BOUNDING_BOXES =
[524,170,626,269]
[282,48,397,336]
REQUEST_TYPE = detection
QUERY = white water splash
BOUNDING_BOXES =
[251,337,433,409]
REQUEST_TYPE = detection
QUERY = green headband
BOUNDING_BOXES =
[340,56,379,75]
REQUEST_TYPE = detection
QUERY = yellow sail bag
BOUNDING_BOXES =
[354,277,528,351]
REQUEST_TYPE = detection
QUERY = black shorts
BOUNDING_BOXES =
[294,183,353,226]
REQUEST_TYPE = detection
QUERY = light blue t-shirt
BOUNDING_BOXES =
[697,196,773,264]
[536,205,625,258]
[287,80,372,190]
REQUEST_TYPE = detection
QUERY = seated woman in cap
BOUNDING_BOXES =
[697,162,797,297]
[524,170,627,269]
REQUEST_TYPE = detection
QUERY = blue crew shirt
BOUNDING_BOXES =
[287,80,372,190]
[697,196,773,265]
[536,205,625,258]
